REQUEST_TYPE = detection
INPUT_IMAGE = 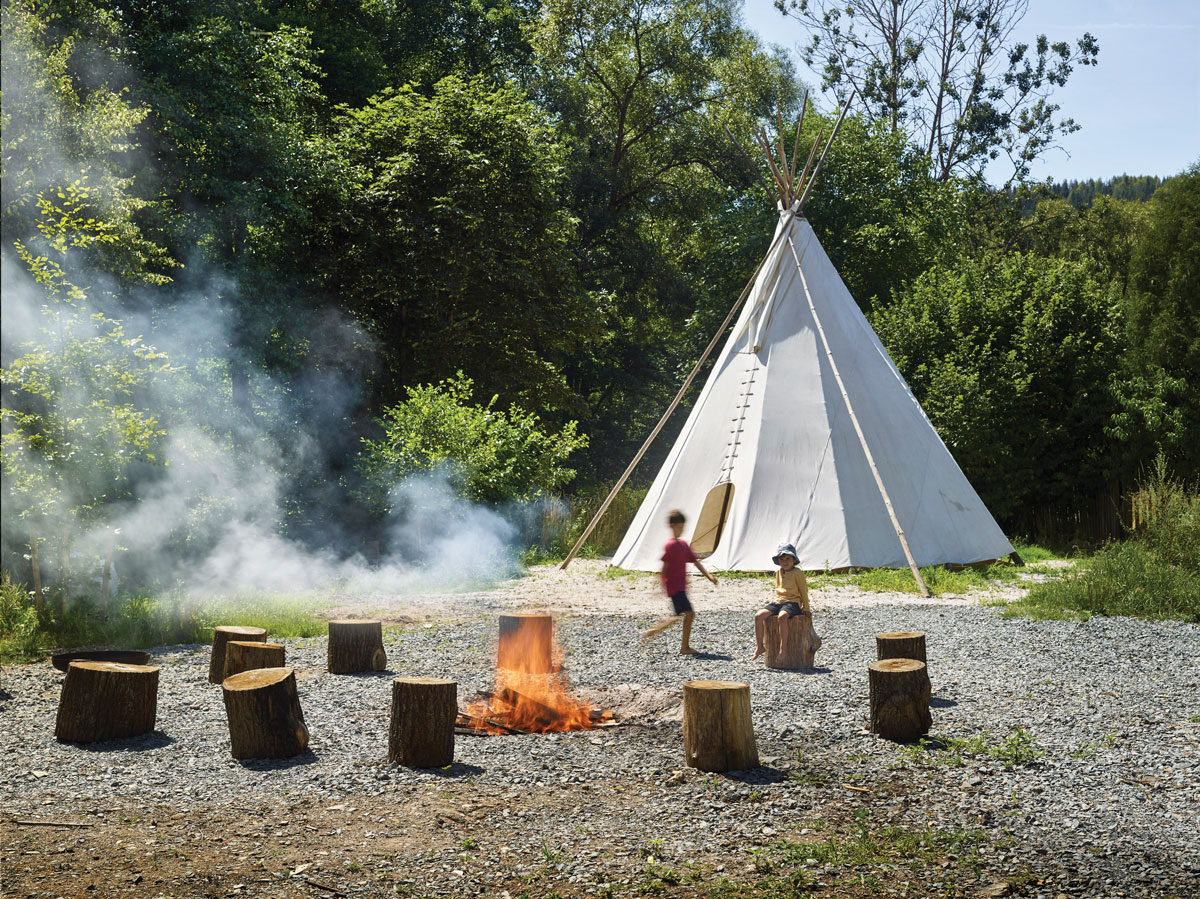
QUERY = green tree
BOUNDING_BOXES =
[778,0,1099,183]
[321,76,592,411]
[359,373,588,508]
[872,252,1124,528]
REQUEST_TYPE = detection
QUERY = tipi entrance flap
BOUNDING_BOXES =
[691,482,735,556]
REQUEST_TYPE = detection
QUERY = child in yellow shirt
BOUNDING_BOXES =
[752,543,820,660]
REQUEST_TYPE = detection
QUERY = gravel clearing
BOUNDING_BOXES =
[2,563,1198,898]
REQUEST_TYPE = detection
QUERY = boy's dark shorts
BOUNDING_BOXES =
[670,591,693,615]
[763,601,804,617]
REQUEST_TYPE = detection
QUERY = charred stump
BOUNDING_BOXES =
[221,667,309,760]
[55,661,159,743]
[765,614,821,670]
[868,659,931,742]
[209,626,267,684]
[327,620,387,674]
[683,679,759,772]
[388,677,456,767]
[497,613,554,673]
[223,641,286,681]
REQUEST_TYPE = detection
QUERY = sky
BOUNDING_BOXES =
[740,0,1200,183]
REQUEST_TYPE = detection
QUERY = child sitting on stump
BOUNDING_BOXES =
[752,543,820,661]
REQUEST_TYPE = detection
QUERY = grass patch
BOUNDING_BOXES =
[0,585,331,663]
[896,728,1042,769]
[1006,459,1199,623]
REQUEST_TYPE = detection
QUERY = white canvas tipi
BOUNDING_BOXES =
[610,207,1014,574]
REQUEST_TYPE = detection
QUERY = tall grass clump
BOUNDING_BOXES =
[1011,458,1200,622]
[523,483,648,563]
[0,573,44,662]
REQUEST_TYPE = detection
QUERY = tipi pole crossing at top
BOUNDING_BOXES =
[785,236,931,597]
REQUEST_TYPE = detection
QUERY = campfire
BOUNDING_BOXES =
[458,614,614,735]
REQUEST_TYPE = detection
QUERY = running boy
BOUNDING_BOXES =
[640,509,718,654]
[752,543,820,660]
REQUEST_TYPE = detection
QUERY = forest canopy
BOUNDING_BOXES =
[1,0,1196,595]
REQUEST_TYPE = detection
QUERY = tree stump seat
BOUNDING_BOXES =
[868,658,931,742]
[223,641,286,681]
[765,613,822,669]
[221,667,309,759]
[209,626,267,684]
[327,620,387,673]
[55,661,159,743]
[876,631,926,664]
[683,680,759,772]
[389,677,456,767]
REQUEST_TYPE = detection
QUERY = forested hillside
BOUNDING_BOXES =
[1048,175,1165,206]
[2,0,1197,597]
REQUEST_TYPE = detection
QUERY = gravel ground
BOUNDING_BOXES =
[2,567,1198,898]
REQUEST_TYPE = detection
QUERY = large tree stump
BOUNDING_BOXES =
[765,614,822,669]
[682,680,759,772]
[497,613,554,673]
[209,626,267,684]
[868,659,931,742]
[55,661,159,743]
[221,667,309,759]
[388,677,456,767]
[876,631,926,664]
[223,641,286,681]
[327,620,387,673]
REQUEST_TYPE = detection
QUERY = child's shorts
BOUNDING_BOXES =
[764,601,804,617]
[670,591,693,614]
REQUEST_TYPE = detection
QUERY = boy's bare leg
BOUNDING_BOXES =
[679,611,697,654]
[752,609,769,659]
[777,611,790,648]
[640,615,680,643]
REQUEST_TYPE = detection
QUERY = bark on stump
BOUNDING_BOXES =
[55,661,159,743]
[682,680,759,772]
[388,677,457,767]
[765,614,822,669]
[868,659,931,742]
[221,667,309,760]
[327,619,387,673]
[223,641,286,681]
[497,613,554,673]
[876,631,926,664]
[209,626,267,684]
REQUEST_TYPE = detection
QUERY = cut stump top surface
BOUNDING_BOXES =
[66,660,159,675]
[877,630,924,640]
[328,619,381,626]
[684,679,749,690]
[228,640,285,650]
[214,626,267,637]
[223,667,293,690]
[393,677,456,686]
[869,658,926,673]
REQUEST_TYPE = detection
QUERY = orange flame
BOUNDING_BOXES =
[462,615,596,734]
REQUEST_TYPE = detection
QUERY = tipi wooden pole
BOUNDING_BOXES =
[787,237,930,597]
[560,207,802,569]
[796,90,856,212]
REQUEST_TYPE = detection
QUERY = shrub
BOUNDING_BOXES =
[0,573,43,662]
[359,373,588,511]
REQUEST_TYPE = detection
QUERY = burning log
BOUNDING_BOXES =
[683,680,759,772]
[223,640,286,681]
[765,614,821,670]
[389,677,457,767]
[327,619,387,674]
[498,614,554,673]
[55,661,159,743]
[222,667,309,759]
[209,626,267,684]
[868,658,931,742]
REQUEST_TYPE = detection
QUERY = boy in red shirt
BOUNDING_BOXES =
[640,509,718,654]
